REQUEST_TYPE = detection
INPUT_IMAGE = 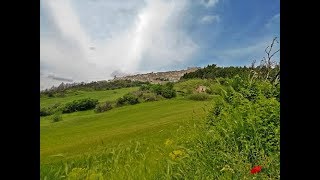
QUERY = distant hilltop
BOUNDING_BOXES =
[113,67,200,84]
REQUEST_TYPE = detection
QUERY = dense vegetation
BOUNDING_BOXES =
[40,79,149,98]
[94,101,113,113]
[181,63,280,83]
[62,98,99,113]
[115,82,176,106]
[139,82,176,99]
[40,83,178,117]
[166,76,280,179]
[40,87,139,117]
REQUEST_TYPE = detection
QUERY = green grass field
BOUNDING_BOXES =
[40,78,279,179]
[40,88,211,179]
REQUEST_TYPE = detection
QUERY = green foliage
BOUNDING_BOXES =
[40,103,63,117]
[175,78,211,94]
[51,112,62,123]
[156,83,176,98]
[94,101,113,113]
[139,84,150,91]
[188,93,210,101]
[116,93,140,106]
[181,64,280,85]
[40,87,138,110]
[40,80,149,97]
[140,92,162,102]
[139,83,177,99]
[205,88,213,94]
[40,107,52,116]
[160,88,176,99]
[181,64,251,80]
[169,77,280,179]
[62,98,99,113]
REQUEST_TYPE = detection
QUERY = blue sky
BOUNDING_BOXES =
[40,0,279,89]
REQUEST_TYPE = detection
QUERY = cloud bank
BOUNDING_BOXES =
[40,0,198,90]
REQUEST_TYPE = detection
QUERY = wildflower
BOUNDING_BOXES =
[250,165,262,174]
[220,165,235,173]
[169,149,184,160]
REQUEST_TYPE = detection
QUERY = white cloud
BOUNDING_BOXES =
[200,0,219,8]
[200,15,220,24]
[40,0,198,90]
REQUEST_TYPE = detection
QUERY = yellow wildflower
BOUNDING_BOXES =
[169,149,184,160]
[164,139,174,146]
[220,165,235,173]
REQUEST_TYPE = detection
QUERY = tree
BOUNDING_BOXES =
[259,37,280,81]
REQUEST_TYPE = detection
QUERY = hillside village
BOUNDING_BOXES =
[113,67,200,84]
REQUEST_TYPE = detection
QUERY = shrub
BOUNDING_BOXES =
[47,92,54,97]
[139,84,151,91]
[55,92,66,97]
[51,112,62,123]
[141,92,162,102]
[137,83,177,99]
[40,103,63,117]
[116,97,126,106]
[160,88,176,98]
[94,101,113,113]
[116,93,139,106]
[125,94,139,105]
[152,83,176,98]
[62,98,99,113]
[40,107,52,116]
[188,93,210,101]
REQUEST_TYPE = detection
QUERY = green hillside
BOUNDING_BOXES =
[40,69,279,179]
[40,87,139,108]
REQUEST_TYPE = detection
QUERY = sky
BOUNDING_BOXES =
[40,0,280,90]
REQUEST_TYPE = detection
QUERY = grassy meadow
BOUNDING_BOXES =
[40,85,212,179]
[40,75,280,179]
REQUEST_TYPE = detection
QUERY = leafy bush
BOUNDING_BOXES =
[116,93,140,106]
[51,112,62,123]
[140,92,162,102]
[160,88,176,98]
[139,84,151,91]
[94,101,113,113]
[152,83,176,98]
[40,107,52,116]
[62,98,99,113]
[188,93,210,101]
[47,92,54,97]
[40,103,63,117]
[138,83,176,99]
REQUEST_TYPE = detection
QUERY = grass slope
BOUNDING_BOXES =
[40,87,139,108]
[41,98,209,164]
